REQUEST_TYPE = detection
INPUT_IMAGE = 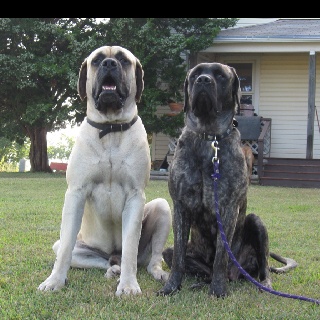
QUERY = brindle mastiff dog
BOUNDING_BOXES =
[158,62,296,297]
[38,46,172,296]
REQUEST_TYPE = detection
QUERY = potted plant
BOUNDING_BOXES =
[168,98,183,113]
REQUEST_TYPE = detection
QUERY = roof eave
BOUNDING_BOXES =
[214,37,320,43]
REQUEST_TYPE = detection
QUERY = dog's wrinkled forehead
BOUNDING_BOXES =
[189,62,233,80]
[87,46,135,67]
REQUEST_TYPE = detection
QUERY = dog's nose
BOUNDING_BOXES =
[102,58,117,69]
[196,75,212,84]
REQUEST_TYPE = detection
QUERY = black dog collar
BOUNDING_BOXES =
[87,115,138,139]
[199,118,238,141]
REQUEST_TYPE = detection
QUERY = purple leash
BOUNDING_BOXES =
[211,141,320,305]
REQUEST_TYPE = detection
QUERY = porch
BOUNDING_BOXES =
[152,115,320,188]
[159,115,272,183]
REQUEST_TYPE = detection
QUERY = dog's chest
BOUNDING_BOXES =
[75,127,150,251]
[69,125,150,214]
[72,125,150,178]
[90,135,149,196]
[170,134,247,211]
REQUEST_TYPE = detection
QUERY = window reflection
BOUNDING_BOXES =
[228,63,253,105]
[241,95,252,104]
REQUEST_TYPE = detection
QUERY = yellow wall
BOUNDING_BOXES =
[151,52,320,161]
[259,53,320,158]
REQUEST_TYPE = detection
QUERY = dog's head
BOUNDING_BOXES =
[77,46,144,117]
[184,63,241,122]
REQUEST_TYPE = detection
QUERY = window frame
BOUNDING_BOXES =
[223,56,260,114]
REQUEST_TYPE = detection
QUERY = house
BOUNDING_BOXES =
[151,18,320,187]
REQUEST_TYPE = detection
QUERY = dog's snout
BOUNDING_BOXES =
[102,58,117,69]
[196,75,212,84]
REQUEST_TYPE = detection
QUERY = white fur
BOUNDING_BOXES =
[38,46,171,296]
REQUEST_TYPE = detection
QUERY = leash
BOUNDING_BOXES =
[211,139,320,305]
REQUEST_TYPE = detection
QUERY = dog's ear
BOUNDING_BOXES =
[135,58,144,103]
[183,70,191,113]
[77,58,88,101]
[230,67,241,113]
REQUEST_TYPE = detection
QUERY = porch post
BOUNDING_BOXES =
[306,51,316,159]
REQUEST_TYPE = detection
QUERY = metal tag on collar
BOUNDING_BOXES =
[211,137,220,163]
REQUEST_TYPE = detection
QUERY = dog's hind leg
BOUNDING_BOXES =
[163,247,212,281]
[229,213,272,289]
[246,213,272,288]
[53,240,123,279]
[53,240,111,270]
[138,198,172,282]
[158,201,191,295]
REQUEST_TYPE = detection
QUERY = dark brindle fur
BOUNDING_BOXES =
[158,62,297,297]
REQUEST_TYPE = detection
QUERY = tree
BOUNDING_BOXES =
[0,137,30,171]
[0,18,238,172]
[0,18,109,172]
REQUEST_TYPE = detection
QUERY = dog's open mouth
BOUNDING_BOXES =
[100,75,118,95]
[94,75,126,112]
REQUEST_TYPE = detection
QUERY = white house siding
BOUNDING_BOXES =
[151,105,172,163]
[151,132,171,164]
[259,53,320,159]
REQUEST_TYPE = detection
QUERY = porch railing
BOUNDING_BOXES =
[235,116,272,178]
[166,117,272,180]
[257,118,272,177]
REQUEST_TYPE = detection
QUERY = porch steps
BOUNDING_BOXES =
[150,170,169,181]
[260,158,320,188]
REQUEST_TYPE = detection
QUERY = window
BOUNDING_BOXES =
[228,63,253,105]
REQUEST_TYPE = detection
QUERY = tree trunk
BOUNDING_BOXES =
[27,126,52,172]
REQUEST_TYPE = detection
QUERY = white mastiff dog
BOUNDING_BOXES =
[38,46,172,296]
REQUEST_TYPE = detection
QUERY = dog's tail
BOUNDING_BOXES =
[269,252,298,274]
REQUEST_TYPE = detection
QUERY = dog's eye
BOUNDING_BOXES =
[92,58,102,65]
[119,57,129,65]
[190,73,198,80]
[216,73,225,80]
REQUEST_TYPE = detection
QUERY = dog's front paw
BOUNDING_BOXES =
[38,274,67,292]
[105,265,121,279]
[115,278,141,296]
[147,265,169,283]
[260,278,272,290]
[209,279,227,298]
[157,279,182,296]
[157,283,181,296]
[157,271,183,296]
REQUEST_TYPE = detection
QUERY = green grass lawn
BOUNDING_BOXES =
[0,172,319,319]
